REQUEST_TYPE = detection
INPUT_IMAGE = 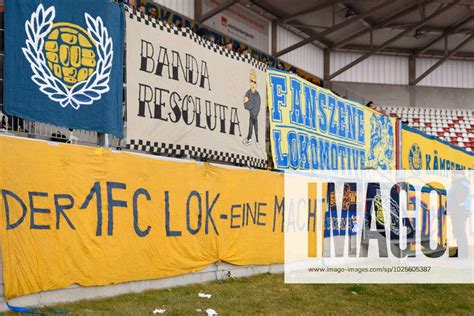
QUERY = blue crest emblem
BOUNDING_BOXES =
[22,4,113,110]
[4,0,124,136]
[408,143,422,170]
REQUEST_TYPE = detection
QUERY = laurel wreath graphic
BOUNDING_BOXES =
[22,4,113,110]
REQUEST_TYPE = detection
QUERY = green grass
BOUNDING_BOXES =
[3,273,474,315]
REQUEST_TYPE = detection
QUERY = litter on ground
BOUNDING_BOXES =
[153,308,166,314]
[198,292,212,299]
[205,308,218,315]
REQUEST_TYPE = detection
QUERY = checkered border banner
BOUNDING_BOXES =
[124,7,267,71]
[125,7,268,169]
[127,139,267,169]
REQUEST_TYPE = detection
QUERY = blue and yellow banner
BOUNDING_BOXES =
[402,125,474,170]
[401,125,471,250]
[0,135,287,299]
[267,68,396,170]
[4,0,124,137]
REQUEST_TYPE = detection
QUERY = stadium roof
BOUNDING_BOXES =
[224,0,474,83]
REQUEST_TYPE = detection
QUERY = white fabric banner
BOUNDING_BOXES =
[125,10,267,168]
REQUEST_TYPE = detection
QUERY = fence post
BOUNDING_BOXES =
[98,133,110,148]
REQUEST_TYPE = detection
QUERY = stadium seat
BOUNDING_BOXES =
[387,106,474,151]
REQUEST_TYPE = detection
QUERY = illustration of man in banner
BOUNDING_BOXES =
[242,69,261,149]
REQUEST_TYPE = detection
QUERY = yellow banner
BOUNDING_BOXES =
[402,125,474,170]
[401,125,472,249]
[266,69,396,170]
[0,136,287,299]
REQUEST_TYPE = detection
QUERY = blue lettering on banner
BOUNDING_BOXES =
[328,96,338,136]
[347,104,356,141]
[3,190,28,230]
[107,182,127,236]
[318,91,328,133]
[288,130,299,169]
[54,194,75,230]
[357,109,365,144]
[338,101,346,138]
[29,192,51,230]
[310,137,319,169]
[273,129,289,168]
[269,71,393,171]
[270,74,287,123]
[319,138,330,169]
[304,85,317,129]
[271,126,367,170]
[133,188,152,237]
[298,133,310,170]
[290,78,304,125]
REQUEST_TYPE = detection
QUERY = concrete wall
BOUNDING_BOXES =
[0,262,283,312]
[331,81,474,110]
[0,188,283,312]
